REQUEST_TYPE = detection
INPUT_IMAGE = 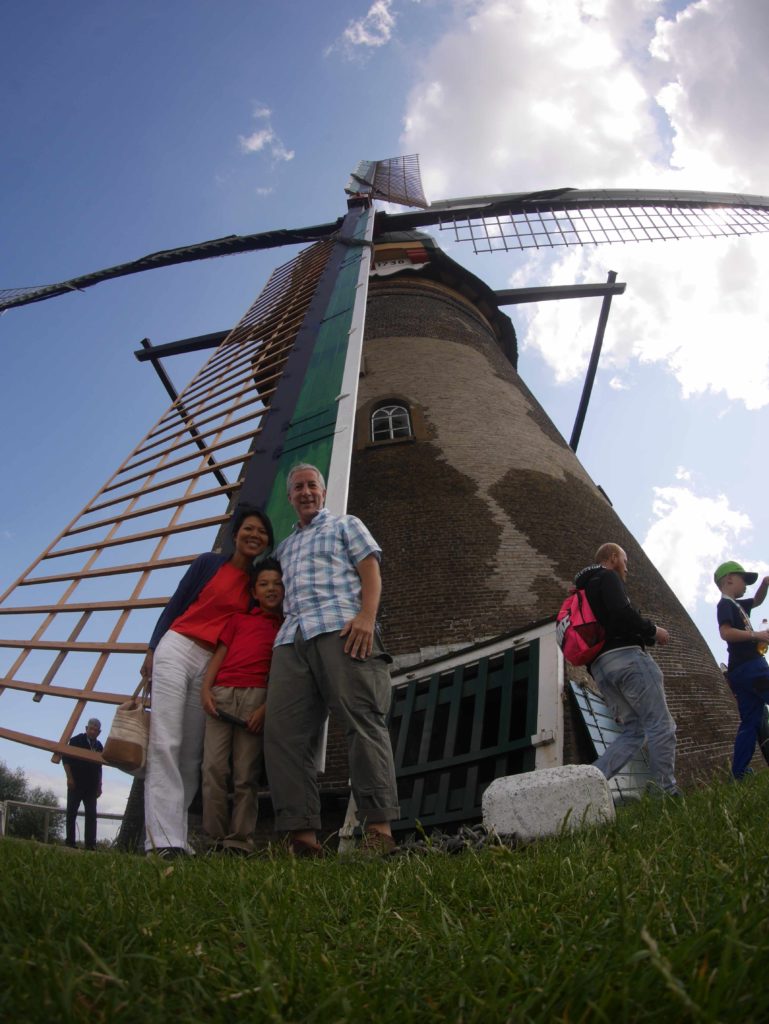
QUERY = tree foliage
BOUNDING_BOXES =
[0,760,63,842]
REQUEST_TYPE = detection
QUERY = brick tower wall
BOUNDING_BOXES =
[344,275,740,788]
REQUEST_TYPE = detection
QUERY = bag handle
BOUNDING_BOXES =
[131,677,151,705]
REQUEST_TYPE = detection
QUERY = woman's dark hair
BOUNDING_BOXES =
[230,505,274,552]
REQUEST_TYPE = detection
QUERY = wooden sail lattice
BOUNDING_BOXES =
[0,239,333,761]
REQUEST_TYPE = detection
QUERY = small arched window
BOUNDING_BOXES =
[371,404,412,442]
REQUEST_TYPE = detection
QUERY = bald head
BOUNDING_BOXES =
[595,542,628,582]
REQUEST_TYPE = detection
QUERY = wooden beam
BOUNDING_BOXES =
[495,281,626,305]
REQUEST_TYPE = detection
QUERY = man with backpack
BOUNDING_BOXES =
[573,542,679,796]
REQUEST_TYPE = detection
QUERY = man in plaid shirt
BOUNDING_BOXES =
[264,463,399,857]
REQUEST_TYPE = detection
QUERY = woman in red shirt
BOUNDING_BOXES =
[141,506,273,857]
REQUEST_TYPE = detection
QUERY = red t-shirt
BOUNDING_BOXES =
[214,607,282,688]
[171,562,251,647]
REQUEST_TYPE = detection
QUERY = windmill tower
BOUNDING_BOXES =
[2,156,767,834]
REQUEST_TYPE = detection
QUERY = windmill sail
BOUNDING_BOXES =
[5,185,769,312]
[426,188,769,253]
[345,154,429,209]
[0,204,374,759]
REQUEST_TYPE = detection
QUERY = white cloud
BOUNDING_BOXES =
[650,0,769,191]
[238,108,294,162]
[513,234,769,408]
[343,0,396,47]
[239,128,273,154]
[269,141,295,162]
[400,0,664,198]
[608,376,628,390]
[642,481,752,609]
[399,0,769,409]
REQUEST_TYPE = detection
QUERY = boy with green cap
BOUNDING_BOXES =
[714,560,769,778]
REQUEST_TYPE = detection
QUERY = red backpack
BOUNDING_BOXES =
[556,587,606,666]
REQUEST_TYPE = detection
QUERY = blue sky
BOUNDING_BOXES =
[3,0,769,826]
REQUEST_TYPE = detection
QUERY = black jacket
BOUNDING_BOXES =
[574,564,657,655]
[63,733,103,793]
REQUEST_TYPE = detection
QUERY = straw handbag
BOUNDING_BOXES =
[103,681,151,777]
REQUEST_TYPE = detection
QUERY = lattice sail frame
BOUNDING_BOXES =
[5,185,769,313]
[0,240,335,760]
[346,154,429,209]
[432,190,769,253]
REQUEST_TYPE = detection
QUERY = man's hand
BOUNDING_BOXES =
[201,685,218,718]
[140,650,153,685]
[340,611,376,660]
[655,626,670,646]
[66,777,74,790]
[246,705,266,735]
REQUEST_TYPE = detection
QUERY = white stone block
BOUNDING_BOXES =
[482,765,615,841]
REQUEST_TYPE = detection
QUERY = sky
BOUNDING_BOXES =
[2,0,769,833]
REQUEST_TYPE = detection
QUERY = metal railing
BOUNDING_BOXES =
[0,800,124,844]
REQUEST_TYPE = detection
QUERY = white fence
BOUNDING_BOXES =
[0,800,124,844]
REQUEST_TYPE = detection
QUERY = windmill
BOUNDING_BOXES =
[2,154,768,834]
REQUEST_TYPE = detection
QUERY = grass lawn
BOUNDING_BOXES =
[2,774,768,1023]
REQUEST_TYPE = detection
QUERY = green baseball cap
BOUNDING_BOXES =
[713,560,758,585]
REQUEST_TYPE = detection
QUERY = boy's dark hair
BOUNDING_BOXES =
[230,505,274,551]
[249,557,283,609]
[250,556,282,587]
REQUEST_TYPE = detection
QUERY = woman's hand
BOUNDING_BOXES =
[140,650,154,686]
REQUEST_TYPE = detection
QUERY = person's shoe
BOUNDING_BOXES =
[359,830,397,856]
[290,838,325,859]
[149,847,187,860]
[223,845,252,858]
[645,783,683,800]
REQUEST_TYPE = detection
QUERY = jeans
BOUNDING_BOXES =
[727,658,769,778]
[144,631,211,852]
[591,646,677,792]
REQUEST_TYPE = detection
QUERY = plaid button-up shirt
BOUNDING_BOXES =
[274,508,382,646]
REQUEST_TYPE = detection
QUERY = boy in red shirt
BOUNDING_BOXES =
[200,558,283,853]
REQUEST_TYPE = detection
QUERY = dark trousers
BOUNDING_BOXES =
[66,787,98,849]
[728,658,769,778]
[265,630,399,833]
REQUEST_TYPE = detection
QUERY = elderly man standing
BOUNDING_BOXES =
[573,542,679,796]
[264,463,399,856]
[63,717,103,850]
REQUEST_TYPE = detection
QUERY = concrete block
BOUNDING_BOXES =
[482,765,615,841]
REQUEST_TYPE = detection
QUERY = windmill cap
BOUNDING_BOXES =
[713,560,758,585]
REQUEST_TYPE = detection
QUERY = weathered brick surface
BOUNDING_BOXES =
[338,274,743,790]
